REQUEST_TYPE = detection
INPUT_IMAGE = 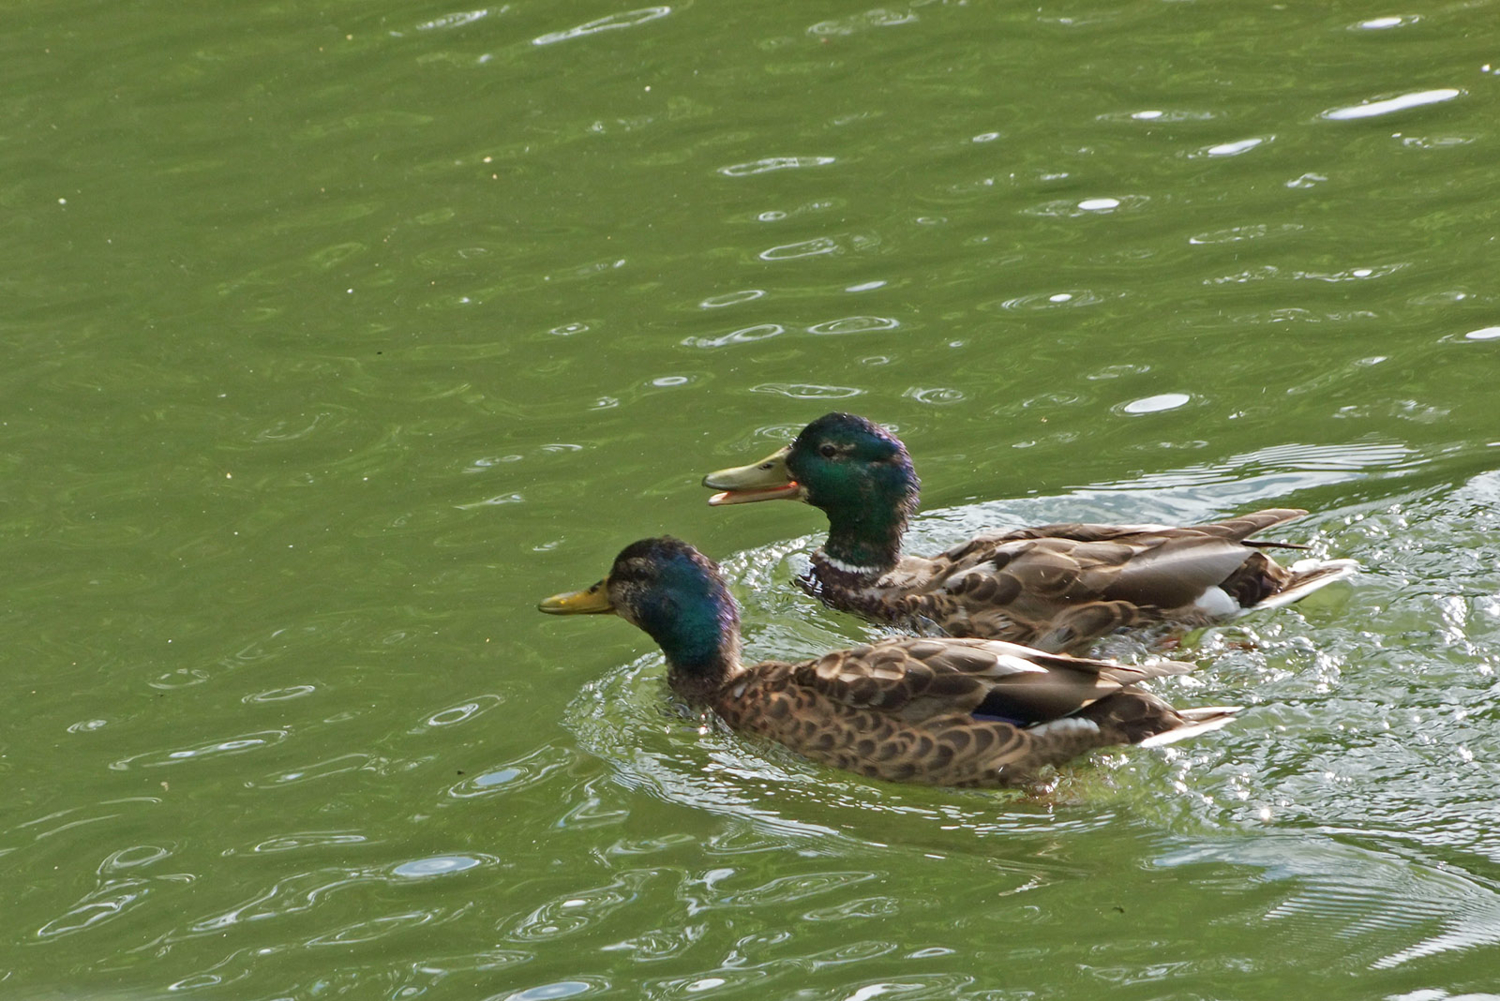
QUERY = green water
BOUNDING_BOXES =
[4,0,1500,997]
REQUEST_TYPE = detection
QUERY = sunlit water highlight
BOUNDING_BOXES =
[5,0,1500,997]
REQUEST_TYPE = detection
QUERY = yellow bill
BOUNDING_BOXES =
[701,445,803,506]
[537,579,615,615]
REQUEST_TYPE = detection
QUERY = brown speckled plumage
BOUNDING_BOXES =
[806,510,1356,652]
[707,636,1232,786]
[541,537,1239,788]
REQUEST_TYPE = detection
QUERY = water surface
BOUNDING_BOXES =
[4,1,1500,998]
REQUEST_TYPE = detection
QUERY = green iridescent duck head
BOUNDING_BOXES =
[539,537,741,690]
[703,413,921,572]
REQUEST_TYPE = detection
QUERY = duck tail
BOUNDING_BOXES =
[1253,558,1359,611]
[1076,692,1240,746]
[1136,705,1242,747]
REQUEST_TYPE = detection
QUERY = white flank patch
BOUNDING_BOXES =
[1030,717,1100,738]
[1193,586,1241,617]
[993,654,1049,676]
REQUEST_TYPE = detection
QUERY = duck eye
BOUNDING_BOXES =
[819,443,837,458]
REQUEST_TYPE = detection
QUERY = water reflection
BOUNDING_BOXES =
[759,237,841,261]
[11,0,1500,994]
[532,7,672,46]
[750,383,863,400]
[1157,836,1500,971]
[1116,392,1191,415]
[1199,136,1268,157]
[503,981,603,1000]
[718,156,836,177]
[682,324,784,348]
[986,288,1119,310]
[414,10,492,32]
[699,289,766,308]
[807,316,899,335]
[110,730,289,770]
[1323,89,1463,121]
[808,9,919,35]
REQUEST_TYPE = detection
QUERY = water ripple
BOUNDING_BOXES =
[1097,108,1217,123]
[750,383,863,400]
[504,980,604,1001]
[807,315,899,336]
[415,9,497,32]
[309,909,436,945]
[682,324,785,348]
[719,156,836,177]
[249,752,378,788]
[1024,196,1148,217]
[699,289,765,308]
[419,693,504,729]
[808,9,919,35]
[392,853,492,878]
[1189,223,1303,245]
[1038,438,1422,504]
[100,844,172,872]
[187,865,415,934]
[504,871,652,942]
[759,237,840,261]
[904,387,965,405]
[724,871,876,906]
[532,7,671,46]
[1206,262,1406,286]
[988,288,1119,311]
[1157,835,1500,972]
[1351,14,1419,30]
[242,684,316,704]
[1323,88,1462,121]
[447,744,575,799]
[38,878,158,939]
[110,730,289,770]
[1196,136,1269,157]
[35,839,192,941]
[244,832,368,855]
[1116,392,1192,415]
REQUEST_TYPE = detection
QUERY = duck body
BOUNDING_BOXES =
[805,511,1356,652]
[540,537,1238,788]
[704,413,1356,653]
[705,636,1236,787]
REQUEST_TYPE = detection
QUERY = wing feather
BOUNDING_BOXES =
[788,636,1189,726]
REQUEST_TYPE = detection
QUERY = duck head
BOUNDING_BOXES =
[703,413,919,572]
[539,537,741,687]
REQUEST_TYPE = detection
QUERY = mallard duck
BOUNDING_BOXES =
[702,413,1356,653]
[538,536,1238,788]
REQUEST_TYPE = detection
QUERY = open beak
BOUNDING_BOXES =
[537,579,615,615]
[702,445,803,506]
